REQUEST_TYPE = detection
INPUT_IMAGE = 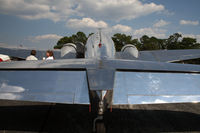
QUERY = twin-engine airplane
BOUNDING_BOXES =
[1,30,200,132]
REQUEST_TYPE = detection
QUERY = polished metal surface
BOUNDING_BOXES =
[61,43,76,58]
[0,59,92,69]
[116,49,200,62]
[113,72,200,104]
[1,59,200,73]
[105,59,200,72]
[85,31,115,59]
[87,68,115,90]
[0,71,90,104]
[121,44,139,58]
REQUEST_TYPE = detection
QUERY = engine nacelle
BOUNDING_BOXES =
[121,44,139,58]
[61,43,77,58]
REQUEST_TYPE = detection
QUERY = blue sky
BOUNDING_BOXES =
[0,0,200,49]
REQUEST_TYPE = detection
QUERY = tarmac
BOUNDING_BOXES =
[0,100,200,133]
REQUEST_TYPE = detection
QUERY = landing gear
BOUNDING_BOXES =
[93,115,106,133]
[89,89,113,133]
[93,100,106,133]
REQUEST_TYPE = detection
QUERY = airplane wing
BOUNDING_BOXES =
[109,59,200,105]
[116,49,200,62]
[0,59,91,104]
[0,59,200,105]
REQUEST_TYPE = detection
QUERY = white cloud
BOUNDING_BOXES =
[26,34,63,49]
[153,19,170,27]
[133,27,167,38]
[141,99,167,104]
[66,19,132,34]
[0,82,25,100]
[0,0,165,22]
[180,20,199,26]
[66,18,108,29]
[161,10,174,16]
[0,0,76,22]
[112,24,133,33]
[0,93,22,100]
[0,82,25,93]
[76,0,165,21]
[33,34,63,41]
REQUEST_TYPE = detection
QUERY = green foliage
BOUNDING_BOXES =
[139,35,162,50]
[55,31,87,49]
[54,44,63,49]
[54,31,200,51]
[112,33,134,51]
[166,33,182,49]
[88,33,94,37]
[57,36,72,45]
[180,37,199,49]
[71,31,87,44]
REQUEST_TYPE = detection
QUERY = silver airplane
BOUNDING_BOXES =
[1,30,200,132]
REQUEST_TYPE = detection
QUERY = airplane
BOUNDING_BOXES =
[0,30,200,133]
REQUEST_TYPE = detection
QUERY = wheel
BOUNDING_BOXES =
[96,122,106,133]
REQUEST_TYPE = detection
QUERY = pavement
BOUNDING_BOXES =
[0,100,200,133]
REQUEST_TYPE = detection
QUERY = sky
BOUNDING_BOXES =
[0,0,200,49]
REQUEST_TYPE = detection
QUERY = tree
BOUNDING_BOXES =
[71,31,87,44]
[54,31,200,51]
[139,35,163,50]
[54,36,72,49]
[54,31,87,49]
[112,33,133,51]
[132,38,141,50]
[166,33,182,49]
[88,33,94,37]
[180,37,198,49]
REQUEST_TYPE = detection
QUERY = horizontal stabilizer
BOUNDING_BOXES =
[0,70,90,104]
[113,71,200,105]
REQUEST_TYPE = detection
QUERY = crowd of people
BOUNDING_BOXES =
[0,50,55,62]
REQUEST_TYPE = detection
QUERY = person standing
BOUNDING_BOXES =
[26,50,38,60]
[45,50,54,60]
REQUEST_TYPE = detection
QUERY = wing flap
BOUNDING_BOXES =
[0,70,90,104]
[113,71,200,105]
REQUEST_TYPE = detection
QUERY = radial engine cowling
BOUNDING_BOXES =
[61,43,77,58]
[121,44,139,58]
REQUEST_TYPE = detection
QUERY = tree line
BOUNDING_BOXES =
[54,31,200,51]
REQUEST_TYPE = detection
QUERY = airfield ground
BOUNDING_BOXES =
[0,100,200,133]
